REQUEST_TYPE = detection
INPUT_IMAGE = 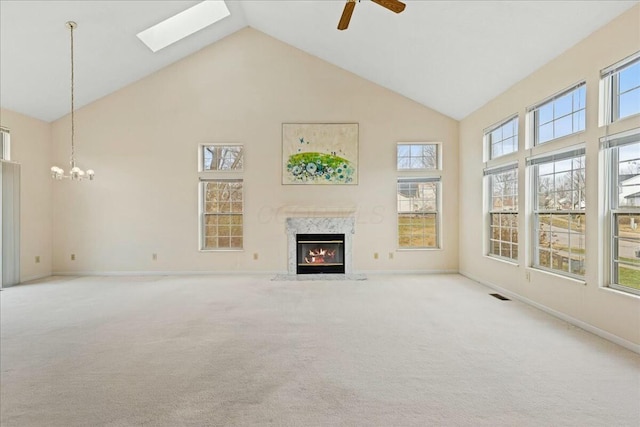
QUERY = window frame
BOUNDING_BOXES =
[601,51,640,124]
[484,115,519,161]
[199,178,244,251]
[396,176,441,250]
[484,163,519,262]
[1,127,10,161]
[198,143,244,172]
[528,146,587,279]
[603,129,640,295]
[528,82,586,146]
[396,142,441,171]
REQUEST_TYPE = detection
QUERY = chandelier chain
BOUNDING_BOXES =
[70,21,75,167]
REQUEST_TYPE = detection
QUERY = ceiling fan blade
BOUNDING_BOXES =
[371,0,406,14]
[338,1,356,30]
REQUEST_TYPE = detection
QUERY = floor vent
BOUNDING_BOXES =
[490,293,510,301]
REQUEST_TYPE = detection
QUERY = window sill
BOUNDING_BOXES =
[600,284,640,299]
[485,254,519,267]
[199,249,244,253]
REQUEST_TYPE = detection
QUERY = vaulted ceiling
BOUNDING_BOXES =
[1,0,637,123]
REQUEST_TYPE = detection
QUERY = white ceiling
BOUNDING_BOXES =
[1,0,637,123]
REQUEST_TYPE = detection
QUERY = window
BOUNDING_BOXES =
[200,179,243,250]
[200,144,243,171]
[0,127,10,161]
[604,130,640,294]
[529,148,586,277]
[485,164,518,261]
[486,116,518,160]
[397,143,439,170]
[397,177,440,248]
[530,83,586,145]
[602,52,640,123]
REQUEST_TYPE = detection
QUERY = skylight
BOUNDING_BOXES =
[136,0,230,53]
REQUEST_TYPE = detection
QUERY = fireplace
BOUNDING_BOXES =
[296,234,345,274]
[286,217,354,276]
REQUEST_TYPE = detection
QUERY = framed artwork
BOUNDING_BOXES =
[282,123,358,185]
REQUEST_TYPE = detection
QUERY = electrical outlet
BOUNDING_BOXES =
[152,253,157,261]
[71,254,76,261]
[374,252,379,259]
[35,256,40,263]
[253,253,259,260]
[389,252,394,260]
[525,271,531,282]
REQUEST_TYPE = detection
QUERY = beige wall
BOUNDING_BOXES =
[50,28,459,274]
[0,108,53,282]
[459,5,640,347]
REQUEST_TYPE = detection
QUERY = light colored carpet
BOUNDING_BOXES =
[1,274,638,426]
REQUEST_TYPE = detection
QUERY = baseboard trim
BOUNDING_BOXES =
[460,271,640,355]
[19,273,51,284]
[360,269,458,275]
[52,269,459,277]
[52,270,283,277]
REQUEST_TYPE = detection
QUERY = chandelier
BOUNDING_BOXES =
[51,21,94,181]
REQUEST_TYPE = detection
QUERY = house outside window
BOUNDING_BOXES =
[529,147,586,277]
[529,83,586,146]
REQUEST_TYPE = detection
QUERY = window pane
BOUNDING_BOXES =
[554,93,573,118]
[398,178,439,248]
[619,89,640,119]
[492,143,503,158]
[619,60,640,93]
[202,145,243,171]
[397,144,438,170]
[201,180,243,249]
[397,145,411,157]
[538,123,553,144]
[534,84,585,145]
[398,213,437,248]
[491,129,502,144]
[488,168,518,261]
[534,154,585,277]
[616,264,640,290]
[613,212,640,290]
[616,215,640,257]
[487,117,518,159]
[617,142,640,208]
[553,115,573,139]
[538,104,553,125]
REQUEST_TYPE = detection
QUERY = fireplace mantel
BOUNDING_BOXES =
[286,217,355,275]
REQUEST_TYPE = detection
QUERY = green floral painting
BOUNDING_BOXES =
[282,123,358,185]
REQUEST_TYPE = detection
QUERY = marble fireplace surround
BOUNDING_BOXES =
[286,217,355,275]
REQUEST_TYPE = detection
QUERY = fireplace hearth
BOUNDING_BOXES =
[296,234,345,274]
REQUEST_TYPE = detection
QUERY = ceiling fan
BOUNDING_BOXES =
[338,0,406,30]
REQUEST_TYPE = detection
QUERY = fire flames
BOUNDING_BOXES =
[304,248,336,264]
